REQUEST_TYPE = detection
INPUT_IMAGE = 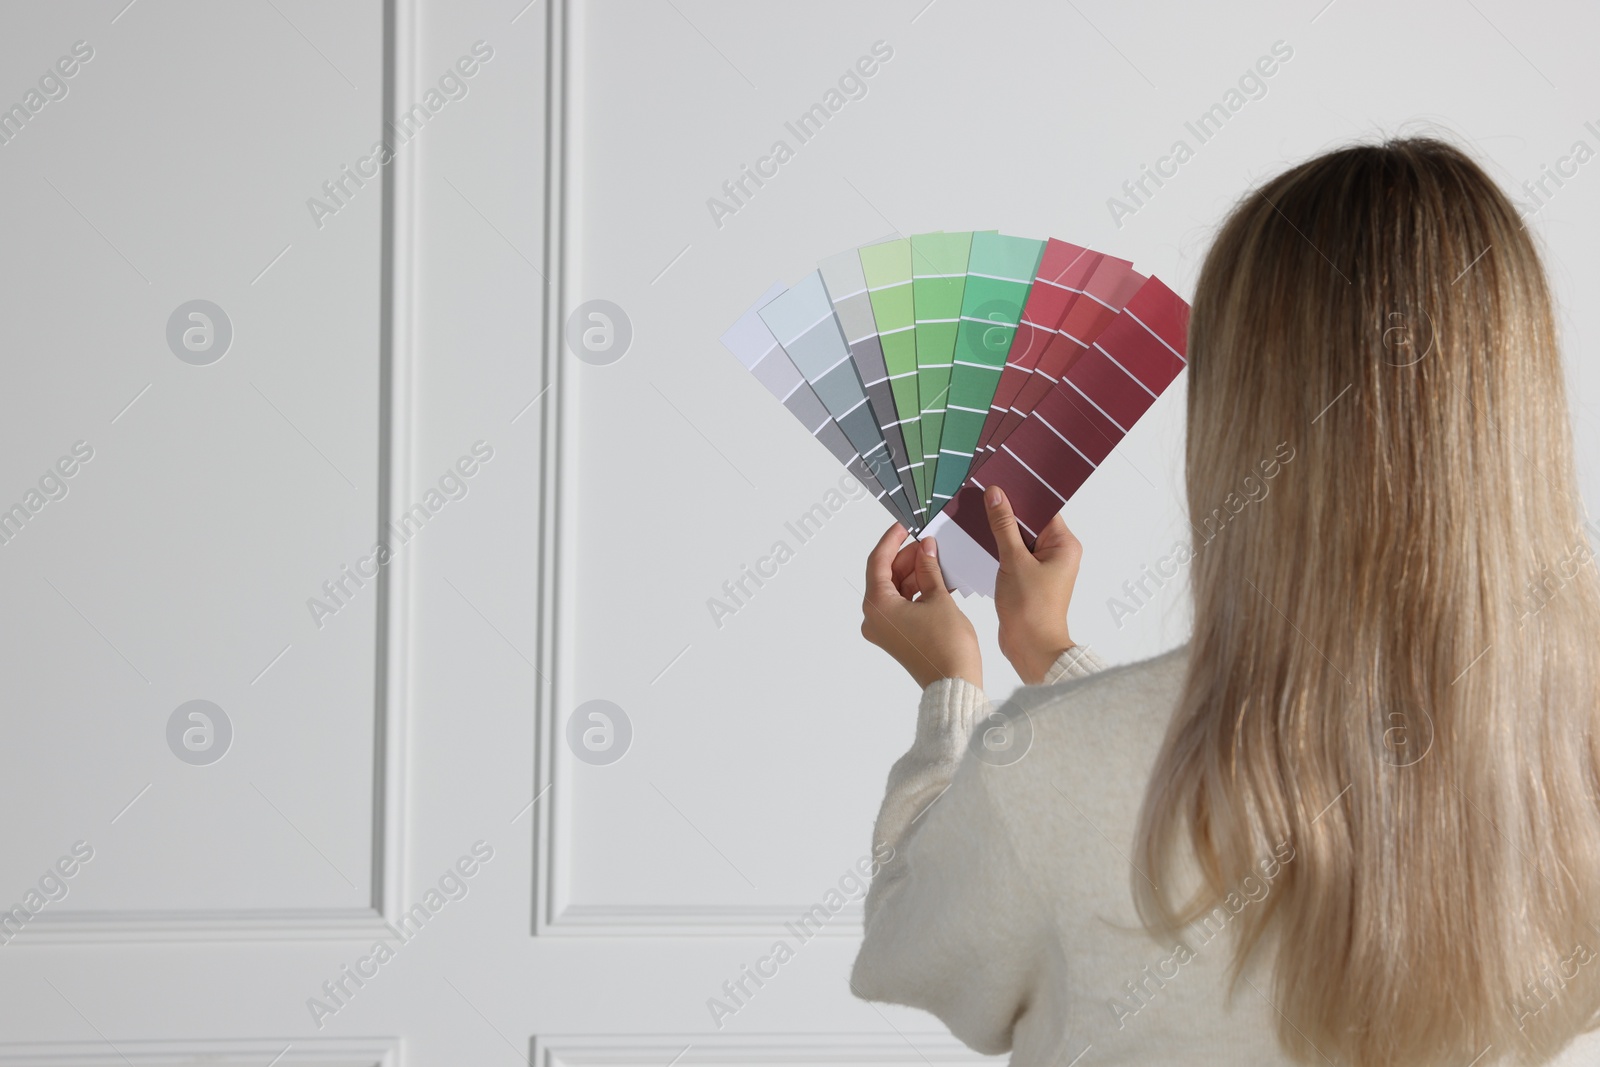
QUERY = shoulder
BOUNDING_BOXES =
[1028,643,1188,736]
[951,644,1190,914]
[972,644,1189,806]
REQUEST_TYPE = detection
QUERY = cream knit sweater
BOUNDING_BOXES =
[850,644,1600,1066]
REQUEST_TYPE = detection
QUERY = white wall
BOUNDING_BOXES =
[0,0,1595,1062]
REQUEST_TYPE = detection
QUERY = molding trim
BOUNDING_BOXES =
[0,1037,398,1066]
[532,1033,999,1066]
[372,0,418,941]
[552,903,864,938]
[6,908,397,943]
[527,0,868,939]
[14,0,417,945]
[531,0,572,938]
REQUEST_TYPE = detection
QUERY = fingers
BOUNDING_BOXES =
[1033,512,1083,565]
[983,485,1030,568]
[865,523,908,599]
[914,538,950,601]
[890,540,923,601]
[890,539,921,585]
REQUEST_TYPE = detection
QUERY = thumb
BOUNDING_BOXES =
[915,538,951,600]
[1032,512,1082,566]
[983,485,1030,569]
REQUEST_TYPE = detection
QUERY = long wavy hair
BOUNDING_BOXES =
[1133,136,1600,1065]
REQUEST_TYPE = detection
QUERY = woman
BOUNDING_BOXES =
[852,137,1600,1066]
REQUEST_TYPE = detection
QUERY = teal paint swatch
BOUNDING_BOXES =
[930,232,1045,506]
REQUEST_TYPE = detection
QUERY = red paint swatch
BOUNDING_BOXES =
[724,233,1192,598]
[975,239,1092,452]
[983,256,1142,458]
[955,275,1190,550]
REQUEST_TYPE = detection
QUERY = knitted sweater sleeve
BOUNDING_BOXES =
[1040,643,1108,686]
[850,646,1107,1054]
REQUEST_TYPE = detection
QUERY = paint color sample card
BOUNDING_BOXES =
[858,239,926,509]
[757,272,917,528]
[984,254,1141,458]
[931,232,1046,506]
[818,249,925,528]
[977,239,1093,453]
[722,233,1191,597]
[952,275,1190,553]
[910,231,973,511]
[721,284,907,522]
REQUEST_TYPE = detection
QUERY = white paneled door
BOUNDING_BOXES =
[0,0,1001,1063]
[11,0,1588,1063]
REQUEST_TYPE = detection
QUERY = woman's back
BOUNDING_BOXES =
[853,646,1600,1065]
[852,136,1600,1066]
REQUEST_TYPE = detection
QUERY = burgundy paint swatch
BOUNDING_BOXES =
[954,275,1190,551]
[983,254,1143,459]
[723,233,1191,597]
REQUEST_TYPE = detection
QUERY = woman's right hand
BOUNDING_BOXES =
[859,522,984,690]
[983,486,1084,684]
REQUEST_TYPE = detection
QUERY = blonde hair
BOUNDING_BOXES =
[1134,136,1600,1065]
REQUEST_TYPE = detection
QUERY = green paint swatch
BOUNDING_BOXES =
[858,239,926,509]
[819,248,926,527]
[931,232,1045,507]
[910,231,975,513]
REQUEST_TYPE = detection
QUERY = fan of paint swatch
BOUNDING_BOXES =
[720,232,1189,596]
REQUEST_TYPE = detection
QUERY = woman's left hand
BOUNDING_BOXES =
[859,523,983,690]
